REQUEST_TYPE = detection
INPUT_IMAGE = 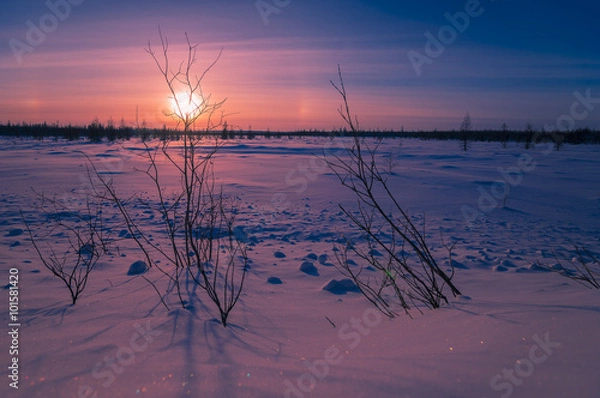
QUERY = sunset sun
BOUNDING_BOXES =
[170,91,203,120]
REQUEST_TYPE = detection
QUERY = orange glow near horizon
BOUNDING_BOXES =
[1,37,573,132]
[0,38,420,132]
[1,2,599,133]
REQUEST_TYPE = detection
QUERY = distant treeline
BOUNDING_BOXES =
[1,122,599,146]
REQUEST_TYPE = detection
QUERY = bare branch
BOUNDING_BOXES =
[326,66,462,317]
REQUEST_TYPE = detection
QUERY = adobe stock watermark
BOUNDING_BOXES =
[461,88,599,226]
[282,307,383,397]
[9,0,86,65]
[255,0,292,26]
[407,0,496,76]
[487,331,561,398]
[545,89,600,133]
[77,321,162,398]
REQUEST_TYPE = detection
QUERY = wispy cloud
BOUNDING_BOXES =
[1,1,598,130]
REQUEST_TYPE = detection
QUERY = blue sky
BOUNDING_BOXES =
[1,0,599,130]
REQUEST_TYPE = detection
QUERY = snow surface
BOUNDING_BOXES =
[1,136,599,398]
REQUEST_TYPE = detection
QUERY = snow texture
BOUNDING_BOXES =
[1,137,599,398]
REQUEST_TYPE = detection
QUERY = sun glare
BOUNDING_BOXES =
[170,91,202,120]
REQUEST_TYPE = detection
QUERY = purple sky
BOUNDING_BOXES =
[1,0,599,131]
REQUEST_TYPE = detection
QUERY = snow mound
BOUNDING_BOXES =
[318,253,335,266]
[78,243,95,256]
[5,228,23,237]
[273,251,286,259]
[448,259,469,269]
[267,276,283,284]
[305,253,318,261]
[322,278,360,295]
[299,261,319,276]
[127,260,149,276]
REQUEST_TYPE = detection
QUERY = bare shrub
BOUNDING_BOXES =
[537,244,600,289]
[21,192,110,305]
[326,65,462,317]
[88,28,247,326]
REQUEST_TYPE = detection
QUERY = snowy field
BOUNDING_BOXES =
[1,136,599,398]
